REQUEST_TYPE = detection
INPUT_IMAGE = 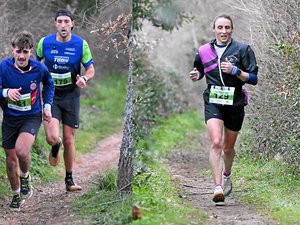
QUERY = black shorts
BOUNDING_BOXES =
[52,95,80,129]
[204,102,245,132]
[2,113,42,149]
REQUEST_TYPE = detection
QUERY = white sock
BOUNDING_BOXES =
[12,188,20,195]
[20,171,29,178]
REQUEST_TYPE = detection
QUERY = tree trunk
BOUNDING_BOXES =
[117,41,133,192]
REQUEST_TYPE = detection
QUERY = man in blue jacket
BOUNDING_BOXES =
[189,14,258,205]
[0,31,54,211]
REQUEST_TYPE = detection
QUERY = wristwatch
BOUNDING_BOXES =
[236,68,242,76]
[82,76,88,82]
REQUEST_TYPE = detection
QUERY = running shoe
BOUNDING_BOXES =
[212,185,225,206]
[222,174,232,196]
[65,178,82,192]
[20,174,32,199]
[48,137,62,166]
[9,194,25,211]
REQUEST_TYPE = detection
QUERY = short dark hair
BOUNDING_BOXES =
[11,31,34,49]
[213,14,233,29]
[55,9,74,21]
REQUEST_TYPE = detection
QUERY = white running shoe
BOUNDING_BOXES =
[213,185,225,206]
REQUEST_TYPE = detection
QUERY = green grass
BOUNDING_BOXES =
[151,110,205,156]
[133,111,207,224]
[134,163,207,225]
[234,153,300,225]
[72,169,132,225]
[235,122,300,225]
[67,72,129,224]
[77,72,127,153]
[134,110,300,225]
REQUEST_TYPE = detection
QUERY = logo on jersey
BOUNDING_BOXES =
[65,48,75,51]
[30,82,37,90]
[54,56,69,64]
[53,64,70,70]
[51,49,58,54]
[64,47,75,55]
[64,51,75,55]
[226,55,239,65]
[31,89,38,105]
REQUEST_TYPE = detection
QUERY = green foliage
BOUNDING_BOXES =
[274,40,298,56]
[72,169,132,225]
[0,151,10,196]
[133,111,207,224]
[133,51,163,140]
[132,6,193,184]
[78,72,127,153]
[134,111,204,178]
[133,0,154,23]
[133,0,194,31]
[277,38,299,151]
[96,169,117,191]
[247,1,300,171]
[234,152,300,225]
[132,49,188,142]
[247,37,300,171]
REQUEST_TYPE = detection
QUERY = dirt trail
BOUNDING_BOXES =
[0,133,122,225]
[166,134,278,225]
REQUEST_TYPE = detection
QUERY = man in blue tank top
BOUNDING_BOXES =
[36,9,95,192]
[0,31,54,211]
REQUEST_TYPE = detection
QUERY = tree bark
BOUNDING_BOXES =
[117,40,133,192]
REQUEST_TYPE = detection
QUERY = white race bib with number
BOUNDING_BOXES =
[8,93,31,111]
[51,72,72,86]
[209,86,235,105]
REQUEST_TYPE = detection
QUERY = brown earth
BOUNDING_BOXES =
[166,133,279,225]
[0,133,122,225]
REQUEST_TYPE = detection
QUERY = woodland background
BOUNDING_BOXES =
[133,0,300,173]
[0,0,298,223]
[0,0,299,204]
[0,0,299,180]
[0,0,130,73]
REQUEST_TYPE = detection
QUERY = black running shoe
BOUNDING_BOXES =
[20,174,32,199]
[9,194,25,211]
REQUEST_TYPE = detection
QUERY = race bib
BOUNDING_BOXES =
[51,72,72,86]
[8,93,31,111]
[209,86,235,105]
